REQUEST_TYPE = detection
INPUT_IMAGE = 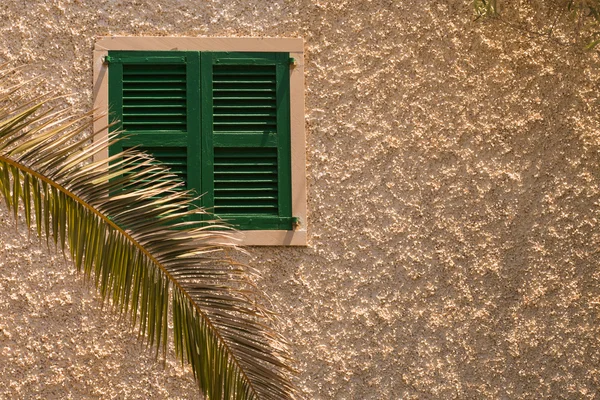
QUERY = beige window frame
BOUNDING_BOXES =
[93,37,306,246]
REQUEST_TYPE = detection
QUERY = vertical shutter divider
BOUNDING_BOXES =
[200,52,215,216]
[276,52,292,220]
[186,52,203,217]
[108,59,124,152]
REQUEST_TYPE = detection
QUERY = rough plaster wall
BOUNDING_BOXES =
[1,0,600,399]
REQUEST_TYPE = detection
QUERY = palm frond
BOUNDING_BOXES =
[0,68,297,400]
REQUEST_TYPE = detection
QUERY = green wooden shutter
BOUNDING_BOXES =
[108,50,293,231]
[202,52,293,230]
[107,51,202,210]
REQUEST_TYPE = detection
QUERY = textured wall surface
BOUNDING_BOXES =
[2,1,600,398]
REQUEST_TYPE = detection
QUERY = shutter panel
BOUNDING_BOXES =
[202,52,292,230]
[108,51,202,208]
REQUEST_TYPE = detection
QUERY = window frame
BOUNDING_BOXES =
[93,37,306,246]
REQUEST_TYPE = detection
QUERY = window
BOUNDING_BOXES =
[93,37,306,246]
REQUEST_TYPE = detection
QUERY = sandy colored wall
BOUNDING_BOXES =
[2,1,600,398]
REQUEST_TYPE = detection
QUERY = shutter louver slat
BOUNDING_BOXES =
[122,63,187,132]
[212,64,277,134]
[214,147,279,214]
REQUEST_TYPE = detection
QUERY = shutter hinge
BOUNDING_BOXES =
[289,57,297,67]
[292,217,301,230]
[103,55,112,64]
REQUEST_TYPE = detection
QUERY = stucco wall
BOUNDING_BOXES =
[2,1,600,398]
